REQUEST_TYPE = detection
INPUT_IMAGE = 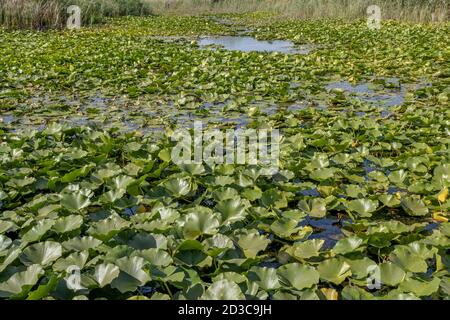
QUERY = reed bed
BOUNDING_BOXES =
[0,0,152,29]
[147,0,448,23]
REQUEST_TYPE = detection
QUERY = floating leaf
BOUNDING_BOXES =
[277,263,320,290]
[0,265,43,298]
[20,242,62,266]
[247,267,281,291]
[94,263,120,288]
[346,199,379,217]
[237,232,270,259]
[317,258,352,285]
[401,197,429,216]
[201,280,245,300]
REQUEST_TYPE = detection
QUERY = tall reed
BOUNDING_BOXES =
[0,0,152,29]
[146,0,448,23]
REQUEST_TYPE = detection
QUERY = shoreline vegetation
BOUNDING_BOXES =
[152,0,448,23]
[0,0,152,29]
[0,0,448,30]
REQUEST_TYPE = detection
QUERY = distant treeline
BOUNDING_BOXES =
[0,0,152,29]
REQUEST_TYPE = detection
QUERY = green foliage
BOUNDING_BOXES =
[0,0,152,29]
[0,14,449,300]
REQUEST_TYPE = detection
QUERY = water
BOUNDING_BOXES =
[0,115,15,124]
[325,78,430,107]
[198,36,311,54]
[302,217,345,249]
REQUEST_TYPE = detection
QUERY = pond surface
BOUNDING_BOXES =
[325,78,431,107]
[198,36,311,54]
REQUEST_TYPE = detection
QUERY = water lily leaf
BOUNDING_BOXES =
[99,189,126,203]
[174,250,208,266]
[114,256,150,285]
[128,295,150,300]
[214,272,247,284]
[270,218,301,238]
[437,187,448,203]
[88,215,130,242]
[139,249,172,267]
[237,232,270,259]
[346,199,379,217]
[399,277,440,297]
[247,267,280,291]
[203,234,234,256]
[433,164,450,186]
[52,215,83,234]
[0,265,43,298]
[380,262,406,286]
[0,235,12,252]
[260,189,288,209]
[317,258,352,285]
[341,286,376,300]
[53,251,89,272]
[389,246,428,273]
[201,279,245,300]
[26,276,59,300]
[110,272,143,294]
[345,257,377,279]
[183,209,220,240]
[94,263,120,288]
[0,221,15,234]
[440,277,450,296]
[345,185,367,198]
[379,194,400,207]
[332,236,364,255]
[61,165,93,183]
[310,153,329,169]
[382,290,419,300]
[388,170,408,185]
[20,242,62,266]
[298,198,326,218]
[401,197,429,216]
[212,187,239,201]
[215,198,247,224]
[179,164,205,175]
[310,168,335,181]
[277,263,320,290]
[62,236,102,251]
[22,220,55,242]
[320,288,339,300]
[110,175,135,190]
[60,190,92,212]
[163,177,191,197]
[368,171,388,182]
[129,233,168,250]
[0,247,21,272]
[241,188,262,201]
[285,239,324,260]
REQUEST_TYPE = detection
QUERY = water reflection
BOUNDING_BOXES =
[198,36,312,54]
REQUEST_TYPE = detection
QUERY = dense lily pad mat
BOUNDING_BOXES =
[0,14,449,300]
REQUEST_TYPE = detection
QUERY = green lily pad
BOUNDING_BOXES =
[201,280,245,300]
[20,242,62,266]
[277,263,320,290]
[317,258,352,285]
